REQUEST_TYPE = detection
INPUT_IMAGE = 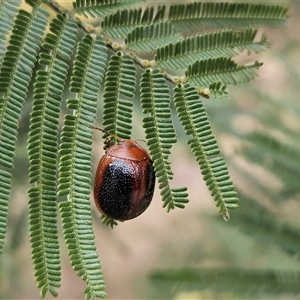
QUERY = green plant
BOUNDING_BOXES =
[0,0,288,299]
[149,16,300,297]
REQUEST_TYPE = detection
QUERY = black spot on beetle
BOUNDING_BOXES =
[98,159,133,220]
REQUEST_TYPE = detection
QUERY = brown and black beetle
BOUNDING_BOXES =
[91,127,155,221]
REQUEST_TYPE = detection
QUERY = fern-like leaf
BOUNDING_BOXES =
[156,29,269,70]
[0,169,11,254]
[58,35,107,299]
[0,5,48,263]
[73,0,145,18]
[140,69,189,211]
[59,201,107,299]
[150,267,300,294]
[126,22,182,53]
[102,6,165,38]
[186,58,262,88]
[0,7,49,169]
[169,3,288,34]
[27,14,78,298]
[174,84,238,219]
[0,0,21,64]
[102,52,136,143]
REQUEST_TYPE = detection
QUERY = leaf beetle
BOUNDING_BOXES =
[90,126,155,221]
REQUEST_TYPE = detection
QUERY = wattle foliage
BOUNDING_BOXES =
[0,0,288,298]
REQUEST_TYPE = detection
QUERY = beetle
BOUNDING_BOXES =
[91,126,155,221]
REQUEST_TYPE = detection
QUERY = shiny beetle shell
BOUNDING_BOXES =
[93,139,155,221]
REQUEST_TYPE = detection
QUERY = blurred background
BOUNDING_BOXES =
[1,0,300,299]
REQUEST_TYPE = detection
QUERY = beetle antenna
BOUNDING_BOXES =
[89,126,122,141]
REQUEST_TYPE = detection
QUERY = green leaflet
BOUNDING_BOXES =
[155,29,269,70]
[186,58,263,88]
[0,7,49,169]
[74,0,146,18]
[169,2,288,33]
[0,1,49,280]
[102,52,136,143]
[0,169,11,254]
[58,34,107,299]
[141,69,189,211]
[27,14,78,297]
[59,201,107,299]
[174,83,238,219]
